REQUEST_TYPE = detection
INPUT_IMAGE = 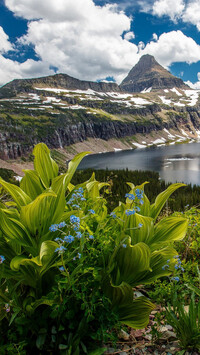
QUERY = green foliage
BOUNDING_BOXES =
[0,143,188,353]
[165,293,200,351]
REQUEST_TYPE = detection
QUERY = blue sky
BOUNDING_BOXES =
[0,0,200,87]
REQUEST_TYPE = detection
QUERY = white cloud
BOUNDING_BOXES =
[182,1,200,31]
[152,33,158,41]
[3,0,140,85]
[198,72,200,81]
[141,30,200,67]
[0,27,13,53]
[152,0,185,21]
[124,31,135,41]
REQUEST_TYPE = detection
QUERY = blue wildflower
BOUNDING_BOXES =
[72,204,80,209]
[110,212,117,218]
[136,206,140,212]
[55,246,67,254]
[162,264,169,270]
[78,187,84,193]
[125,209,135,216]
[64,235,75,243]
[49,224,59,232]
[77,253,81,259]
[81,197,86,201]
[54,237,63,243]
[167,259,171,263]
[59,266,65,272]
[89,235,94,239]
[88,209,95,214]
[0,255,5,264]
[171,277,180,282]
[58,222,66,228]
[122,244,127,248]
[125,193,135,200]
[175,264,179,270]
[173,255,179,259]
[70,215,80,224]
[76,232,82,239]
[138,223,143,228]
[140,200,144,205]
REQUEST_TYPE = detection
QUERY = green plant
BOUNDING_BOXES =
[0,143,188,353]
[165,292,200,351]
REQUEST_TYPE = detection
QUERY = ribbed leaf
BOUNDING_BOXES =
[33,143,59,188]
[117,296,155,328]
[20,170,44,199]
[10,255,41,271]
[0,178,31,208]
[150,183,186,220]
[0,209,34,249]
[112,242,151,286]
[138,247,177,284]
[40,241,58,264]
[150,216,188,250]
[20,191,58,237]
[51,151,90,194]
[125,213,154,245]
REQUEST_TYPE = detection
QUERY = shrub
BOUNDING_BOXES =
[0,143,188,353]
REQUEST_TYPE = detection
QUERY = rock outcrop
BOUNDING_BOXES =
[120,54,189,92]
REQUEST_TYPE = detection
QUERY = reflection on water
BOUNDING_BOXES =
[78,142,200,185]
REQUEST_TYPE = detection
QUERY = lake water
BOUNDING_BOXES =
[78,142,200,185]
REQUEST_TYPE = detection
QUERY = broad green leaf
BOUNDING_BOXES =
[104,279,155,328]
[0,209,34,249]
[150,216,188,250]
[20,170,44,199]
[111,242,151,286]
[33,143,59,188]
[0,178,32,208]
[39,241,58,264]
[125,213,154,245]
[20,191,58,238]
[51,151,90,193]
[10,255,41,271]
[150,183,186,220]
[117,296,155,328]
[138,247,177,284]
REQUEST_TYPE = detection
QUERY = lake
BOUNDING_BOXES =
[78,142,200,185]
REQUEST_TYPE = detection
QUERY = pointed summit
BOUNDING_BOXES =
[120,54,189,92]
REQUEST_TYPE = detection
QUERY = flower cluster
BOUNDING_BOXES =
[49,222,66,232]
[125,193,135,201]
[67,187,86,209]
[4,303,10,313]
[125,209,135,216]
[174,255,184,272]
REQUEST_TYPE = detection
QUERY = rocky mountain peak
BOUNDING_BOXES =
[120,54,189,92]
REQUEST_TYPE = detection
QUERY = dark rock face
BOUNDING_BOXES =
[0,105,200,160]
[0,73,121,99]
[120,54,189,92]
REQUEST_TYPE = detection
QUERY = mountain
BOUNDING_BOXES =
[0,73,120,99]
[0,55,199,164]
[120,54,189,92]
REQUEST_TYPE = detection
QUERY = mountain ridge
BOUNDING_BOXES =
[120,54,189,92]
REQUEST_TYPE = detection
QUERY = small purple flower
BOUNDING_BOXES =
[77,253,81,259]
[122,244,127,248]
[0,255,5,264]
[125,193,135,200]
[138,223,143,228]
[89,235,94,239]
[59,266,65,272]
[72,204,80,209]
[136,206,140,212]
[140,200,144,205]
[54,237,63,243]
[125,209,135,216]
[49,224,59,232]
[110,212,117,218]
[5,304,10,313]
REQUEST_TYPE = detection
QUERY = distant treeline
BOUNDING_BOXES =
[72,169,200,212]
